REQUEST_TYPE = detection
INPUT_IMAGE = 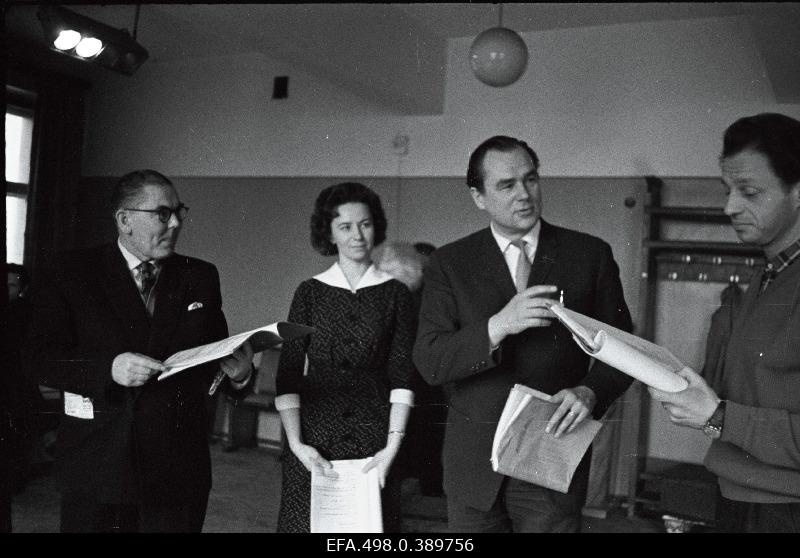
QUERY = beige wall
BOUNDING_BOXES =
[83,16,800,179]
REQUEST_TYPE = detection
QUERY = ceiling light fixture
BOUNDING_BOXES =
[469,3,529,87]
[37,4,149,75]
[53,29,82,51]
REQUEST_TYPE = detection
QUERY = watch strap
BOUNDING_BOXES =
[703,400,726,438]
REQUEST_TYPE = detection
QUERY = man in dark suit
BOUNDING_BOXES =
[25,169,254,532]
[413,136,633,532]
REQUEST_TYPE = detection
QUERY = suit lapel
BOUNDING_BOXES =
[476,228,517,303]
[99,244,151,349]
[527,220,558,288]
[147,254,189,358]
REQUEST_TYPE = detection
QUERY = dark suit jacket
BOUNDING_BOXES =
[413,221,633,510]
[25,243,236,505]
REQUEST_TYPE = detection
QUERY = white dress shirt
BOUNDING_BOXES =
[490,220,541,290]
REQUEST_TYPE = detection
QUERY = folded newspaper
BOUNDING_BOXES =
[549,304,688,392]
[158,321,315,381]
[491,384,602,493]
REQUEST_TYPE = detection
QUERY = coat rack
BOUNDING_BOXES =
[655,252,762,283]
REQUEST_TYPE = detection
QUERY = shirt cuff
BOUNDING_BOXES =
[275,393,301,411]
[390,388,414,406]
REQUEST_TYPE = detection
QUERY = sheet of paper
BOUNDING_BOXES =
[548,304,599,351]
[310,458,382,533]
[158,321,314,381]
[64,391,94,419]
[550,305,688,392]
[492,384,601,493]
[593,330,688,392]
[492,385,552,467]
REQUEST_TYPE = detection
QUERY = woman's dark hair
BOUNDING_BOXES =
[466,135,540,192]
[310,182,387,256]
[722,113,800,190]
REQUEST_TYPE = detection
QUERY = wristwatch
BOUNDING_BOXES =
[703,400,726,439]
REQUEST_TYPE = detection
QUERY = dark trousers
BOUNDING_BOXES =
[60,492,209,533]
[716,496,800,533]
[447,457,590,533]
[0,490,11,533]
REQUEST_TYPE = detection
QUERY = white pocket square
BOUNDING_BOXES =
[187,301,204,311]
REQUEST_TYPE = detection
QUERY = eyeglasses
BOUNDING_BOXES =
[124,204,189,223]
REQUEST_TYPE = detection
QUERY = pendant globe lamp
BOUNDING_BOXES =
[469,4,529,87]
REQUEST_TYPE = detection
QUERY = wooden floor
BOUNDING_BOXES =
[10,442,665,533]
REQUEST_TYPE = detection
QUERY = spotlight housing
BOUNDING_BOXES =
[37,5,149,75]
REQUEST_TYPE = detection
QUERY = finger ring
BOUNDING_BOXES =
[568,409,576,415]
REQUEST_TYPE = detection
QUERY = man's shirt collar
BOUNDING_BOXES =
[490,220,541,257]
[765,237,800,276]
[117,239,159,272]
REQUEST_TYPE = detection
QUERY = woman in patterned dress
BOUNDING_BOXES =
[274,182,415,533]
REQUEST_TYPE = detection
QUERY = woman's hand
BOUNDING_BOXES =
[291,442,337,478]
[361,438,402,488]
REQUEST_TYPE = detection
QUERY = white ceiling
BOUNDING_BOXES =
[6,3,800,113]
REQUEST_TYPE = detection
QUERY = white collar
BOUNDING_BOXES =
[117,238,160,272]
[118,238,146,271]
[313,262,394,292]
[490,220,541,255]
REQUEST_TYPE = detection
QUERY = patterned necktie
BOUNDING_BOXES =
[511,240,531,293]
[135,261,157,315]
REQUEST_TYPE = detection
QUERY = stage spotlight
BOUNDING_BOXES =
[75,37,104,58]
[37,5,149,75]
[53,30,82,51]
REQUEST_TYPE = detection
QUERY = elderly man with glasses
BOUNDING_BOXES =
[25,169,254,533]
